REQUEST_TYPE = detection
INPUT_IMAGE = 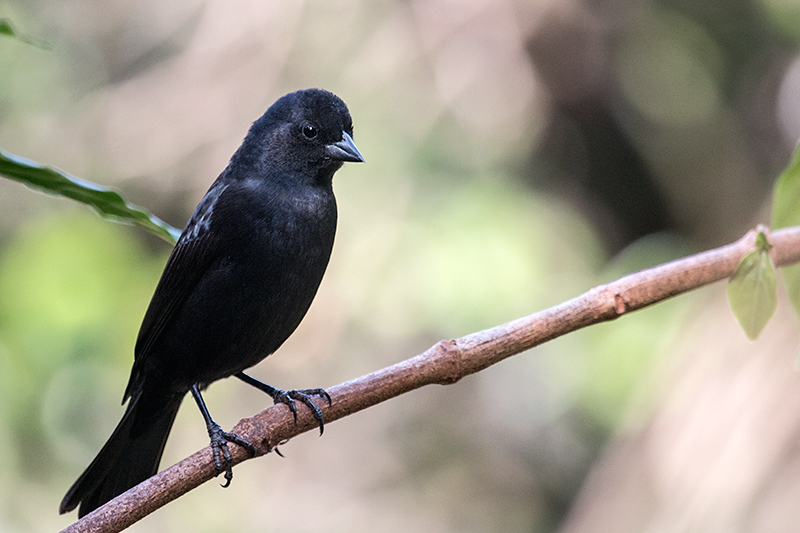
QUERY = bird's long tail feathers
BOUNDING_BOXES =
[59,392,182,518]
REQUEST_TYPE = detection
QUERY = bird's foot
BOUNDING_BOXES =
[272,388,332,435]
[234,373,332,435]
[206,422,256,488]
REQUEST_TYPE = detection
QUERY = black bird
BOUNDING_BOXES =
[59,88,364,517]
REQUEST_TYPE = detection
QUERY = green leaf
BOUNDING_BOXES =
[772,141,800,230]
[0,19,51,50]
[772,142,800,316]
[0,148,180,244]
[783,263,800,317]
[727,233,777,340]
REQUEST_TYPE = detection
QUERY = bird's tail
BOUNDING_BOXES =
[59,390,183,518]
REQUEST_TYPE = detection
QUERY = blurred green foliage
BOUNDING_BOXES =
[0,17,49,49]
[0,212,166,522]
[772,143,800,318]
[337,178,602,338]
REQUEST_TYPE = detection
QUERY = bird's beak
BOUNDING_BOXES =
[326,132,365,163]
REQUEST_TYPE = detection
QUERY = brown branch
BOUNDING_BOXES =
[59,225,800,533]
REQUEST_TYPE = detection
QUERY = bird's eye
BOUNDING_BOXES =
[302,124,318,139]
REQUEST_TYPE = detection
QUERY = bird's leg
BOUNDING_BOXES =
[235,372,331,435]
[190,384,255,487]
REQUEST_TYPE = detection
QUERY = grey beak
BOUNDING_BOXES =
[326,132,365,163]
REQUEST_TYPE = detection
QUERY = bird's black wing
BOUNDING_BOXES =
[123,181,231,401]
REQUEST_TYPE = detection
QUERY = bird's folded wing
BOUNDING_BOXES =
[123,182,230,401]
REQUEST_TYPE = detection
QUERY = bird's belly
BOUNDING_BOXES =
[151,253,326,389]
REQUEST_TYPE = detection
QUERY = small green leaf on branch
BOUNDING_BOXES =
[727,231,777,340]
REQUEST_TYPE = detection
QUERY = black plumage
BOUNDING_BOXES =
[60,88,363,517]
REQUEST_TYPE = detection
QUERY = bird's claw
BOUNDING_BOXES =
[272,387,331,435]
[206,422,255,487]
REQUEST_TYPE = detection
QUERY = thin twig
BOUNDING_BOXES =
[60,225,800,533]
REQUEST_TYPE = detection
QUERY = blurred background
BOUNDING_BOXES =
[2,0,800,531]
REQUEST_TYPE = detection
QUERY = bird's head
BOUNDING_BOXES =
[235,88,364,184]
